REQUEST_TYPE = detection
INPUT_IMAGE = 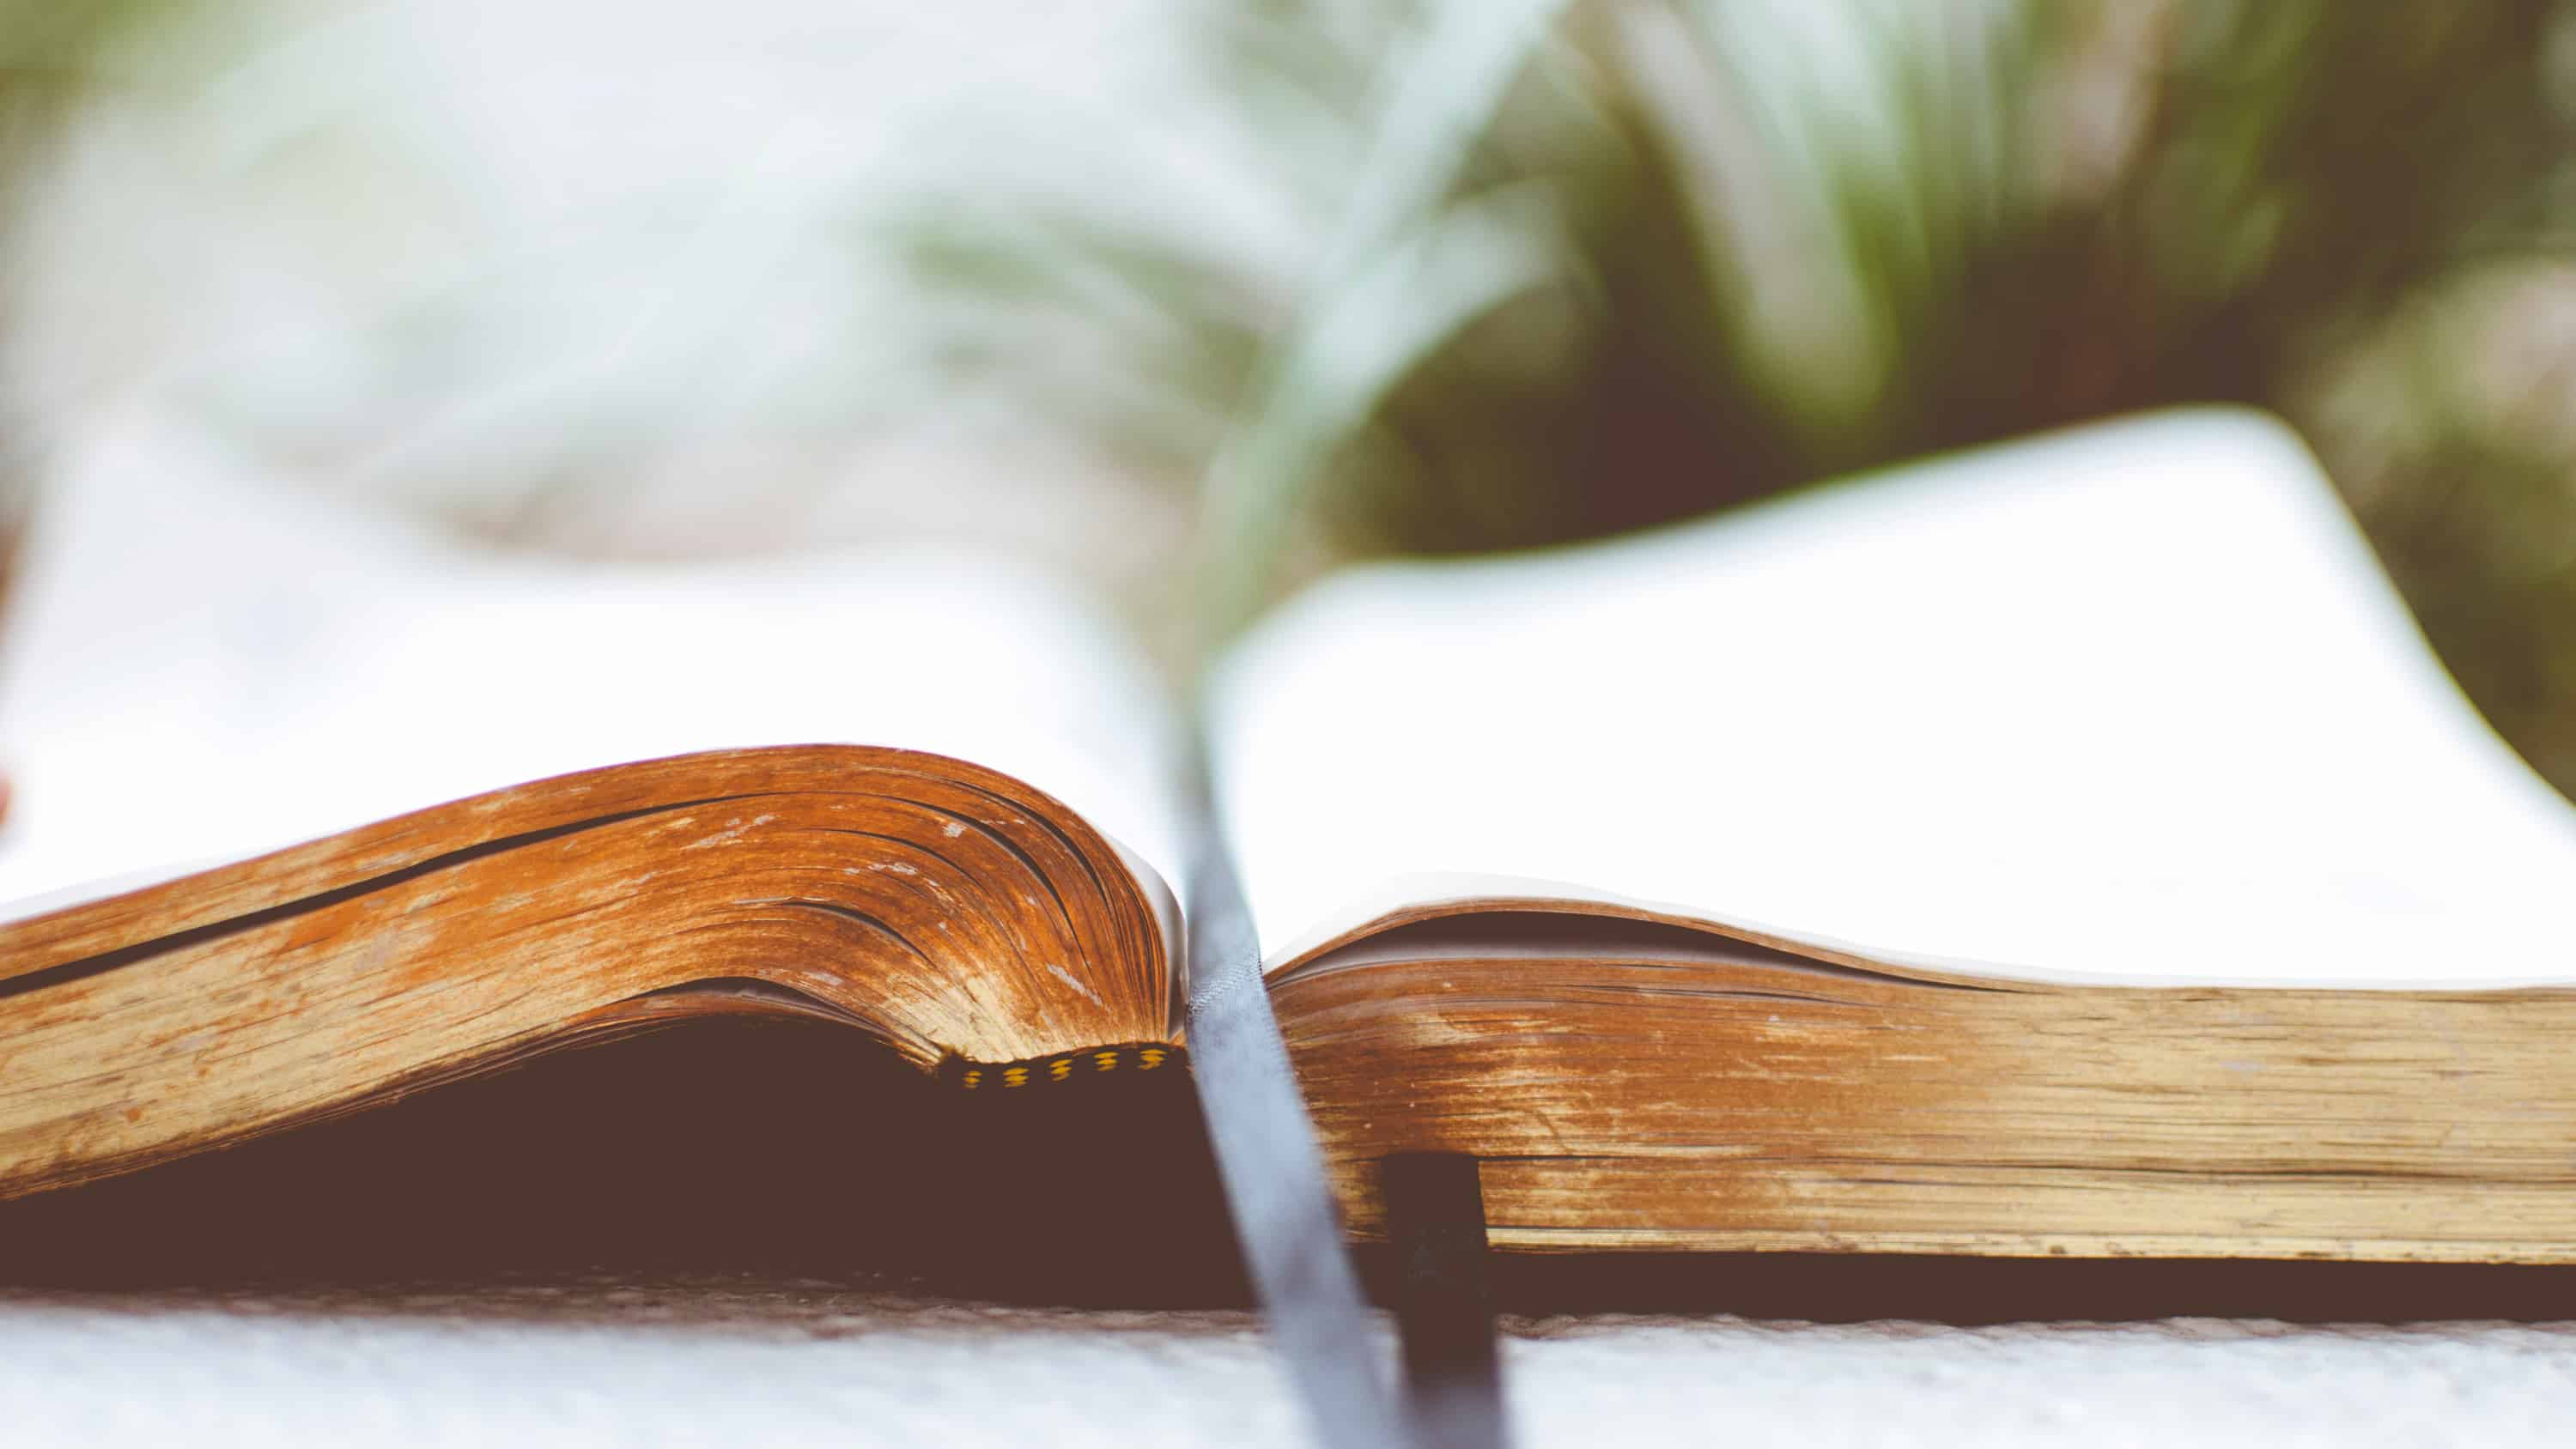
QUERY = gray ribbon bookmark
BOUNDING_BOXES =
[1182,797,1411,1448]
[1182,745,1512,1449]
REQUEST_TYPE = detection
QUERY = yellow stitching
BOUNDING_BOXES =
[950,1044,1182,1088]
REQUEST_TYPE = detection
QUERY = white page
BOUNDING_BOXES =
[1209,409,2576,987]
[0,416,1188,909]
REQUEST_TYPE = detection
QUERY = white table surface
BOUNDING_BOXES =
[8,1276,2575,1447]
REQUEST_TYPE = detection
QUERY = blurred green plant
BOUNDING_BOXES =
[0,0,204,290]
[0,2,160,156]
[896,0,2576,789]
[0,0,170,621]
[0,0,192,520]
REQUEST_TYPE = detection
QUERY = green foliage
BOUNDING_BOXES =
[894,0,2576,788]
[0,0,174,161]
[0,0,191,512]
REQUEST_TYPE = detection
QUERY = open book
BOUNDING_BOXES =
[7,409,2576,1263]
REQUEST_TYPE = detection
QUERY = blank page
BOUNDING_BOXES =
[1209,409,2576,986]
[0,418,1188,908]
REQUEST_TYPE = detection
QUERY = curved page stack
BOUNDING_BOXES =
[7,409,2576,1262]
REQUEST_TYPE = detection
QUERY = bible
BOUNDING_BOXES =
[6,408,2576,1264]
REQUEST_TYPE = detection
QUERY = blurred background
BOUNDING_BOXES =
[3,0,2573,787]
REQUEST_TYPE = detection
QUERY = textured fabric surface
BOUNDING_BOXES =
[7,1277,2575,1446]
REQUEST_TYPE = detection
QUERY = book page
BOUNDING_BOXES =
[1207,409,2576,987]
[0,417,1189,911]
